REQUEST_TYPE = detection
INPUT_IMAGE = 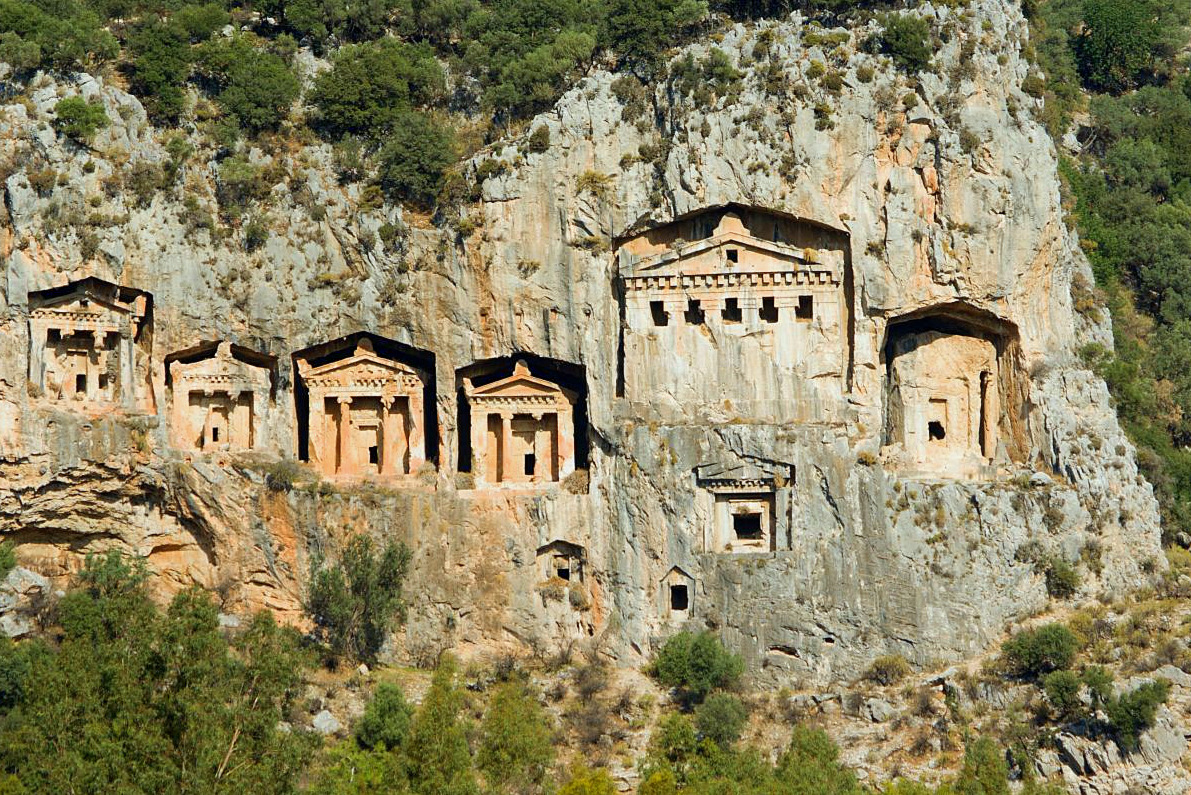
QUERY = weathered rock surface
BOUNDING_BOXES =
[0,0,1163,688]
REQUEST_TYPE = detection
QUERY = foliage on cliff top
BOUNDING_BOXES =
[1028,0,1191,542]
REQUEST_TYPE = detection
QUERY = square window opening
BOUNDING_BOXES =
[726,248,739,263]
[722,297,742,323]
[650,300,669,327]
[684,300,705,325]
[212,427,221,443]
[733,512,763,540]
[759,296,779,323]
[670,584,689,612]
[75,373,87,394]
[928,421,946,441]
[796,295,813,320]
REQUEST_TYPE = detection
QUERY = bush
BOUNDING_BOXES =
[306,534,413,665]
[693,691,748,747]
[652,631,743,703]
[874,13,932,74]
[243,215,270,251]
[127,20,191,122]
[1106,679,1169,752]
[953,736,1010,795]
[355,682,413,751]
[400,656,478,795]
[527,125,550,153]
[1075,0,1159,92]
[52,97,108,143]
[198,37,299,133]
[864,654,911,686]
[1001,623,1080,679]
[309,39,445,138]
[477,680,554,791]
[376,112,456,207]
[774,725,865,794]
[0,31,41,71]
[557,765,616,795]
[603,0,707,71]
[0,0,117,71]
[0,541,15,580]
[1044,557,1081,599]
[1041,669,1082,719]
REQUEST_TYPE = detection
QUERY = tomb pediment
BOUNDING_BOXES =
[298,341,422,392]
[694,460,791,492]
[466,361,576,408]
[171,342,271,392]
[30,278,148,335]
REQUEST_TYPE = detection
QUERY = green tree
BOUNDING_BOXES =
[693,692,748,748]
[1076,0,1159,92]
[0,0,117,71]
[355,682,414,751]
[603,0,707,71]
[651,631,743,703]
[1105,679,1170,752]
[307,534,413,665]
[953,736,1009,795]
[309,38,445,138]
[127,20,191,123]
[198,36,299,133]
[477,680,554,792]
[1000,624,1079,679]
[52,97,109,142]
[772,725,865,795]
[400,656,478,795]
[557,765,616,795]
[874,13,932,74]
[376,112,456,207]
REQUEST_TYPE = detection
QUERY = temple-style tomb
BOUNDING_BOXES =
[464,361,576,487]
[28,278,151,410]
[297,338,427,478]
[168,341,273,453]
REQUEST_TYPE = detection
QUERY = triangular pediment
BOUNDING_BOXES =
[469,361,573,401]
[305,353,418,379]
[34,292,135,317]
[632,231,806,275]
[694,460,790,488]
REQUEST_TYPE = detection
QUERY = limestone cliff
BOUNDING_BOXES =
[0,0,1163,685]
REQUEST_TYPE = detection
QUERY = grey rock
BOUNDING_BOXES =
[311,710,342,736]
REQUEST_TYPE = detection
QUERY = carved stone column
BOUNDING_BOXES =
[337,396,352,475]
[406,388,425,474]
[28,320,47,393]
[470,405,488,486]
[532,412,550,482]
[500,412,513,483]
[557,405,576,479]
[308,388,326,472]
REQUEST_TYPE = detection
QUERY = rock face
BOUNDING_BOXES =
[0,0,1163,684]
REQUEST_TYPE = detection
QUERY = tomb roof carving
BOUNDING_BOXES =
[298,339,422,392]
[464,361,576,408]
[694,460,792,492]
[29,277,149,333]
[170,342,272,392]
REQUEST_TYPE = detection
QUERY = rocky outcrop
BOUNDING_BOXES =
[0,0,1163,684]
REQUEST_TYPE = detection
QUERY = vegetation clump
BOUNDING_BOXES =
[1001,623,1080,679]
[52,97,109,142]
[651,631,743,703]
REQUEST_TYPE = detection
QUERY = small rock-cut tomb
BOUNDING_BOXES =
[464,361,576,486]
[297,338,426,478]
[28,278,149,409]
[169,342,272,453]
[887,330,999,476]
[695,460,792,553]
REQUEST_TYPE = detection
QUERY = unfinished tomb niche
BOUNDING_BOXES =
[295,336,431,479]
[537,540,585,583]
[616,204,851,421]
[458,357,587,488]
[28,278,151,410]
[695,461,793,553]
[883,306,1024,478]
[167,342,274,453]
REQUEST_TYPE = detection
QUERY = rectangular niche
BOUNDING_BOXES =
[715,494,774,553]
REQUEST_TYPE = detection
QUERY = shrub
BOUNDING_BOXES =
[0,31,41,71]
[174,3,230,41]
[0,0,117,71]
[1075,0,1159,92]
[1041,669,1082,719]
[864,654,911,686]
[603,0,707,71]
[127,20,190,122]
[953,736,1010,795]
[1106,679,1169,752]
[694,691,748,747]
[874,13,932,74]
[309,39,445,139]
[198,37,299,133]
[1001,623,1079,679]
[1044,557,1081,599]
[243,215,269,251]
[355,682,413,751]
[306,534,413,665]
[0,541,15,580]
[652,631,743,703]
[557,765,616,795]
[52,97,108,143]
[477,681,554,791]
[527,125,550,153]
[774,725,865,793]
[376,112,456,207]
